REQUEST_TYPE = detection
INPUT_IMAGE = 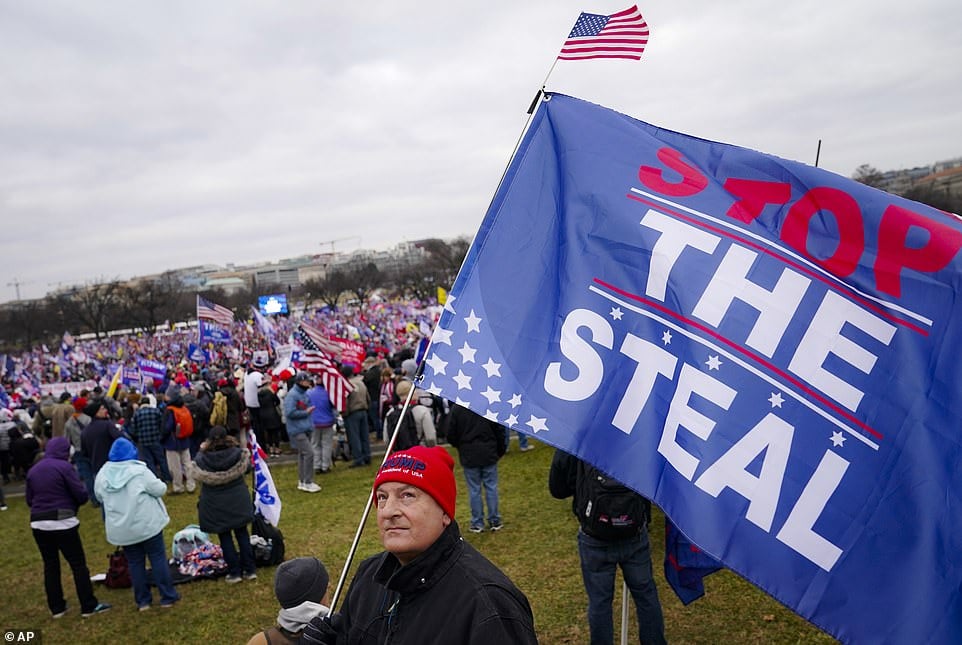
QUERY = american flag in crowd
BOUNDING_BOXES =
[296,320,343,357]
[558,5,649,61]
[293,324,353,411]
[196,295,235,327]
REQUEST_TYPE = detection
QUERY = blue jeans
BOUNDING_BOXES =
[219,525,255,577]
[345,411,370,465]
[504,426,529,450]
[368,399,383,441]
[463,464,500,528]
[71,454,99,507]
[125,531,180,609]
[138,443,171,482]
[577,529,666,645]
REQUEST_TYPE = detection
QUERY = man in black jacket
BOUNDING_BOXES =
[549,449,666,645]
[446,403,507,533]
[300,446,538,645]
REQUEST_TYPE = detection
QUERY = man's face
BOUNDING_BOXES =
[95,405,109,418]
[375,481,450,565]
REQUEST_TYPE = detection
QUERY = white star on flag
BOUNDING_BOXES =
[610,306,623,320]
[662,330,672,345]
[484,409,499,421]
[526,415,548,433]
[508,393,522,408]
[769,392,784,408]
[505,414,519,427]
[464,310,482,333]
[458,342,477,363]
[706,355,722,370]
[481,386,501,404]
[830,431,847,447]
[432,327,454,346]
[443,294,457,314]
[481,358,502,378]
[426,353,448,375]
[453,369,473,390]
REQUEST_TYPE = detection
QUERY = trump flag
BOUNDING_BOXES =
[422,93,962,643]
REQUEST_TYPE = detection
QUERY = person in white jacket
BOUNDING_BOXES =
[94,437,181,611]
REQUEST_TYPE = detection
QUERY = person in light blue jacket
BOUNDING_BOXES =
[95,437,181,611]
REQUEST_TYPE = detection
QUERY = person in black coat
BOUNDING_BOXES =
[446,403,507,533]
[187,425,255,583]
[256,382,283,457]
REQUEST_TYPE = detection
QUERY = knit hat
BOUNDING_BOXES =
[108,437,138,462]
[374,446,456,518]
[72,396,88,413]
[295,371,313,383]
[274,557,329,609]
[83,400,107,417]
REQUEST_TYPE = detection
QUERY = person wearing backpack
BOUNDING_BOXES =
[446,402,506,533]
[549,449,666,645]
[161,394,196,494]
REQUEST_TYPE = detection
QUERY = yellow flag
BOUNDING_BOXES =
[106,366,123,399]
[437,286,447,305]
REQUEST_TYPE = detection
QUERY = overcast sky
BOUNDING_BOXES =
[3,1,960,304]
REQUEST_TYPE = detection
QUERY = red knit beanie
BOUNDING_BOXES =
[373,446,456,518]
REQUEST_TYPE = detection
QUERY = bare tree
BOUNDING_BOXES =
[302,272,349,312]
[852,164,885,189]
[420,237,470,286]
[0,299,56,349]
[56,280,124,340]
[345,262,383,305]
[118,272,185,335]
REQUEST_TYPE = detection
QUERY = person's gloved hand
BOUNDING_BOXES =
[299,613,344,645]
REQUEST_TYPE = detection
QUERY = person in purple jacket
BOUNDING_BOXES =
[26,436,111,619]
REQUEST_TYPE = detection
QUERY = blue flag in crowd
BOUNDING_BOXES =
[422,93,962,644]
[187,343,210,364]
[663,518,722,605]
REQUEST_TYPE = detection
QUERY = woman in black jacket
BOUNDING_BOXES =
[187,425,255,583]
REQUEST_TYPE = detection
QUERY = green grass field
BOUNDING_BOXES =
[0,441,837,644]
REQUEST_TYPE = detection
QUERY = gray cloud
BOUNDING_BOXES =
[2,0,960,303]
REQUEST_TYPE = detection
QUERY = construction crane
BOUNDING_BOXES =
[319,236,361,253]
[6,277,32,301]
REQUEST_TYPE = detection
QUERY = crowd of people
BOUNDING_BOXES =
[5,295,667,643]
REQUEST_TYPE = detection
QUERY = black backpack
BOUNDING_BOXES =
[384,406,418,452]
[251,512,285,566]
[575,462,650,541]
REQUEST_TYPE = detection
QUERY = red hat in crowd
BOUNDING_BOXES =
[72,397,88,413]
[373,446,456,518]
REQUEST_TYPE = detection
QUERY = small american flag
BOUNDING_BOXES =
[558,5,649,61]
[294,324,353,411]
[196,295,235,327]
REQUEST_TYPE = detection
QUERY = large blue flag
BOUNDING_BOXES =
[422,93,962,643]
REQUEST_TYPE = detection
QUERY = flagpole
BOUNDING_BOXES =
[328,373,421,614]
